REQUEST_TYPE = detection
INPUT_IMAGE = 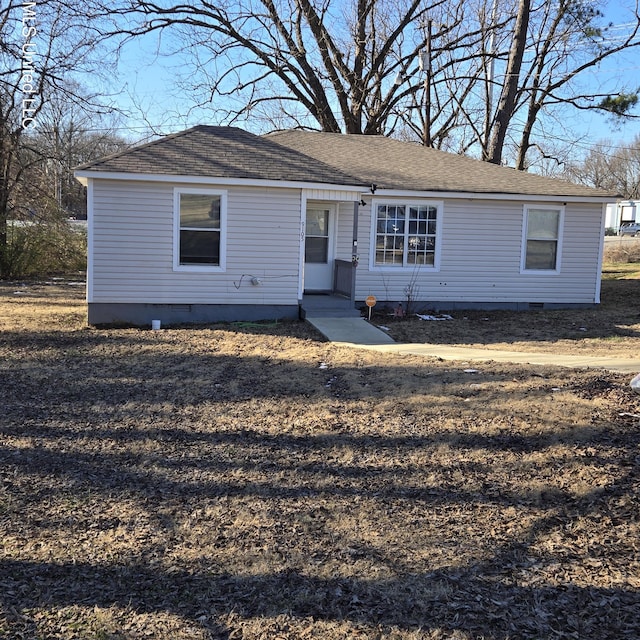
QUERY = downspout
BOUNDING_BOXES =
[298,191,307,303]
[86,178,94,305]
[351,200,360,305]
[595,202,606,304]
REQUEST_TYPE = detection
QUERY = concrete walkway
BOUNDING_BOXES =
[305,316,640,374]
[304,316,395,346]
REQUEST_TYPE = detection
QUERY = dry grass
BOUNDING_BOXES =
[375,264,640,357]
[0,274,639,639]
[603,237,640,264]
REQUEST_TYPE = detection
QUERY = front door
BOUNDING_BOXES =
[304,205,334,292]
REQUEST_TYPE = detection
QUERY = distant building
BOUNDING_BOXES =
[605,201,638,232]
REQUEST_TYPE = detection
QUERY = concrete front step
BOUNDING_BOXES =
[300,294,361,319]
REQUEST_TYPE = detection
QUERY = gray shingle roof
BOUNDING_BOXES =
[267,130,614,198]
[76,126,363,186]
[77,125,614,199]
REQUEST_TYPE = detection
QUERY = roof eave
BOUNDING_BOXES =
[73,169,367,194]
[74,170,615,203]
[373,187,615,203]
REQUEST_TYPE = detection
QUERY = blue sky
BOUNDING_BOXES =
[97,0,640,161]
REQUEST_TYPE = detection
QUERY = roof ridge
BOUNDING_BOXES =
[262,132,364,185]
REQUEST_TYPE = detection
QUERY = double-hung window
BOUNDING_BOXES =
[374,202,440,268]
[174,188,227,270]
[522,205,563,272]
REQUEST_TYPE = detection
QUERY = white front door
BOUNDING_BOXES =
[304,205,335,292]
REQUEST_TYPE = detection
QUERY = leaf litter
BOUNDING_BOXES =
[0,279,639,639]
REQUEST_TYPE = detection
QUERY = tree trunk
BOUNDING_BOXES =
[486,0,530,165]
[0,132,12,276]
[516,96,541,170]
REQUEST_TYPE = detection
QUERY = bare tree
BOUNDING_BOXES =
[32,81,129,217]
[88,0,492,137]
[432,0,640,167]
[511,0,640,170]
[567,136,640,200]
[0,0,115,276]
[86,0,640,169]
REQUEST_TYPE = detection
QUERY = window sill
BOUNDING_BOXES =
[520,269,560,275]
[173,264,226,273]
[371,265,438,271]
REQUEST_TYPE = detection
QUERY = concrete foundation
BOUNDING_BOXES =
[88,302,299,327]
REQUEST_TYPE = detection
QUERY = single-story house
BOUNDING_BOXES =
[74,126,614,326]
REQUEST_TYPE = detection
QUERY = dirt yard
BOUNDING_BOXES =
[0,272,639,639]
[371,265,640,358]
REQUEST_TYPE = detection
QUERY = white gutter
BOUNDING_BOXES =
[74,170,612,204]
[74,169,365,195]
[372,189,613,204]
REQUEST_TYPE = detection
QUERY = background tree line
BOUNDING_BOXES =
[567,134,640,200]
[1,0,128,278]
[1,0,639,278]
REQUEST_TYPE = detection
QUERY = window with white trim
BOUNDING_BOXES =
[522,205,563,272]
[374,202,439,267]
[174,188,226,270]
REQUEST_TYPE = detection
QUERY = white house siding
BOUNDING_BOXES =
[355,198,603,307]
[335,201,357,260]
[90,179,302,306]
[304,188,360,202]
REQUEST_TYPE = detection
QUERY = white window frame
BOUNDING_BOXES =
[369,199,442,271]
[173,187,227,272]
[520,204,564,274]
